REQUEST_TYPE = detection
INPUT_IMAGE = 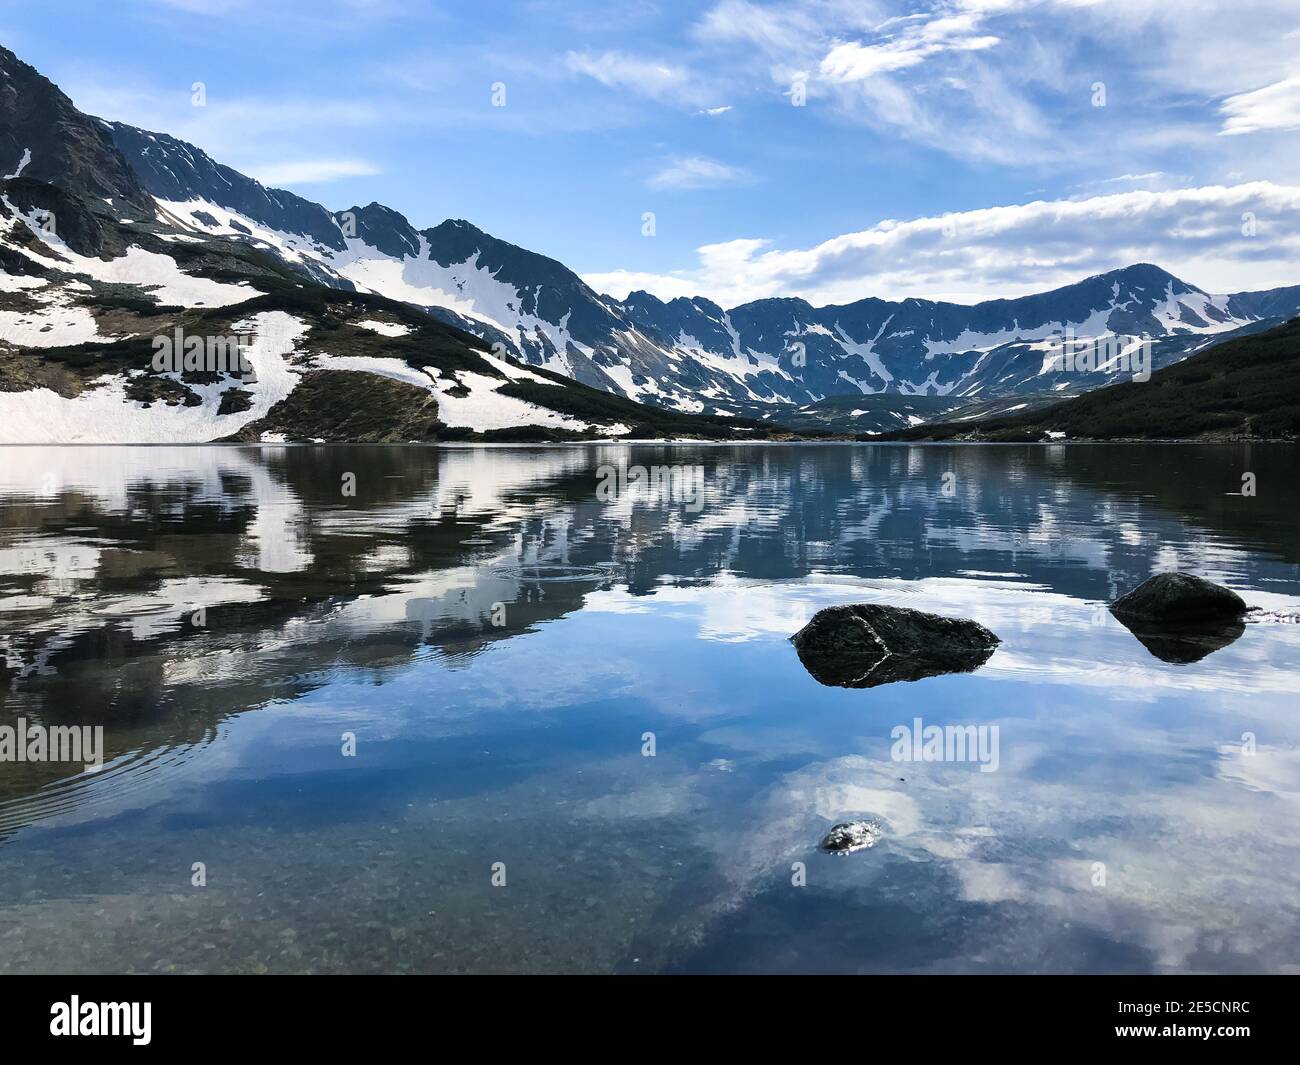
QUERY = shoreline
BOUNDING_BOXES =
[0,436,1295,448]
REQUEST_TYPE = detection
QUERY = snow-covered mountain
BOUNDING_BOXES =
[3,42,1299,442]
[110,116,1300,419]
[0,46,784,444]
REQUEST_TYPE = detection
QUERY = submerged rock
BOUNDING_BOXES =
[1109,572,1247,622]
[820,820,883,854]
[791,604,1000,689]
[1109,573,1249,664]
[1113,616,1245,664]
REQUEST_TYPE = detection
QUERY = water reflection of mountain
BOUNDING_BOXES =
[1,443,1295,832]
[1034,443,1300,568]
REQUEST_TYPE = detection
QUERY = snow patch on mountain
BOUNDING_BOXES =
[0,311,306,443]
[155,198,340,269]
[1151,287,1240,333]
[3,148,31,180]
[478,350,556,385]
[308,355,436,391]
[3,203,254,307]
[832,322,893,386]
[0,291,112,347]
[0,272,48,293]
[426,368,586,434]
[354,319,411,337]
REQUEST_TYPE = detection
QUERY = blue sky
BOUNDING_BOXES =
[4,0,1300,305]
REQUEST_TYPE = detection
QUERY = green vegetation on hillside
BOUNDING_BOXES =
[223,369,442,443]
[885,317,1300,441]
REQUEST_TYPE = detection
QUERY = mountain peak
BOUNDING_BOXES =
[338,202,421,258]
[1096,262,1200,294]
[0,45,152,216]
[352,201,404,218]
[436,218,484,234]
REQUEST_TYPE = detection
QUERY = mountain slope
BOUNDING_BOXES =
[0,49,152,219]
[884,317,1300,442]
[0,199,777,443]
[99,111,1300,421]
[0,46,788,444]
[108,122,344,252]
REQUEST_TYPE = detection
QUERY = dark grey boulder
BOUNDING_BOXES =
[1109,573,1246,622]
[819,820,883,854]
[791,604,1000,689]
[1109,574,1249,664]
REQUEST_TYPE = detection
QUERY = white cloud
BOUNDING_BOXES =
[819,10,1002,85]
[820,40,932,81]
[646,155,750,190]
[696,105,733,116]
[1220,76,1300,136]
[585,182,1300,306]
[691,0,1049,164]
[683,0,1300,167]
[564,49,709,107]
[247,158,381,186]
[1097,172,1167,185]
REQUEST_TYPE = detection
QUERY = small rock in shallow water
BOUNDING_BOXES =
[1109,573,1249,664]
[791,603,1000,688]
[819,820,883,854]
[1109,572,1246,622]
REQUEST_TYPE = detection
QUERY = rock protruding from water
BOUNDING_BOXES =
[1109,573,1247,622]
[791,604,1000,689]
[819,820,883,855]
[1109,573,1249,664]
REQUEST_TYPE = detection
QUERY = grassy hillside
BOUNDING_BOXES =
[884,317,1300,442]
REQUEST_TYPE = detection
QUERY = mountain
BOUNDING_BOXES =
[0,45,785,444]
[884,316,1300,442]
[3,42,1299,442]
[99,117,1300,422]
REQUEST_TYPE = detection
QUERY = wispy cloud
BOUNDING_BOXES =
[688,0,1050,164]
[65,80,388,157]
[819,12,1002,83]
[247,158,381,186]
[565,49,711,107]
[646,155,750,190]
[693,0,862,52]
[1097,172,1167,184]
[585,182,1300,306]
[681,0,1300,167]
[1220,76,1300,136]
